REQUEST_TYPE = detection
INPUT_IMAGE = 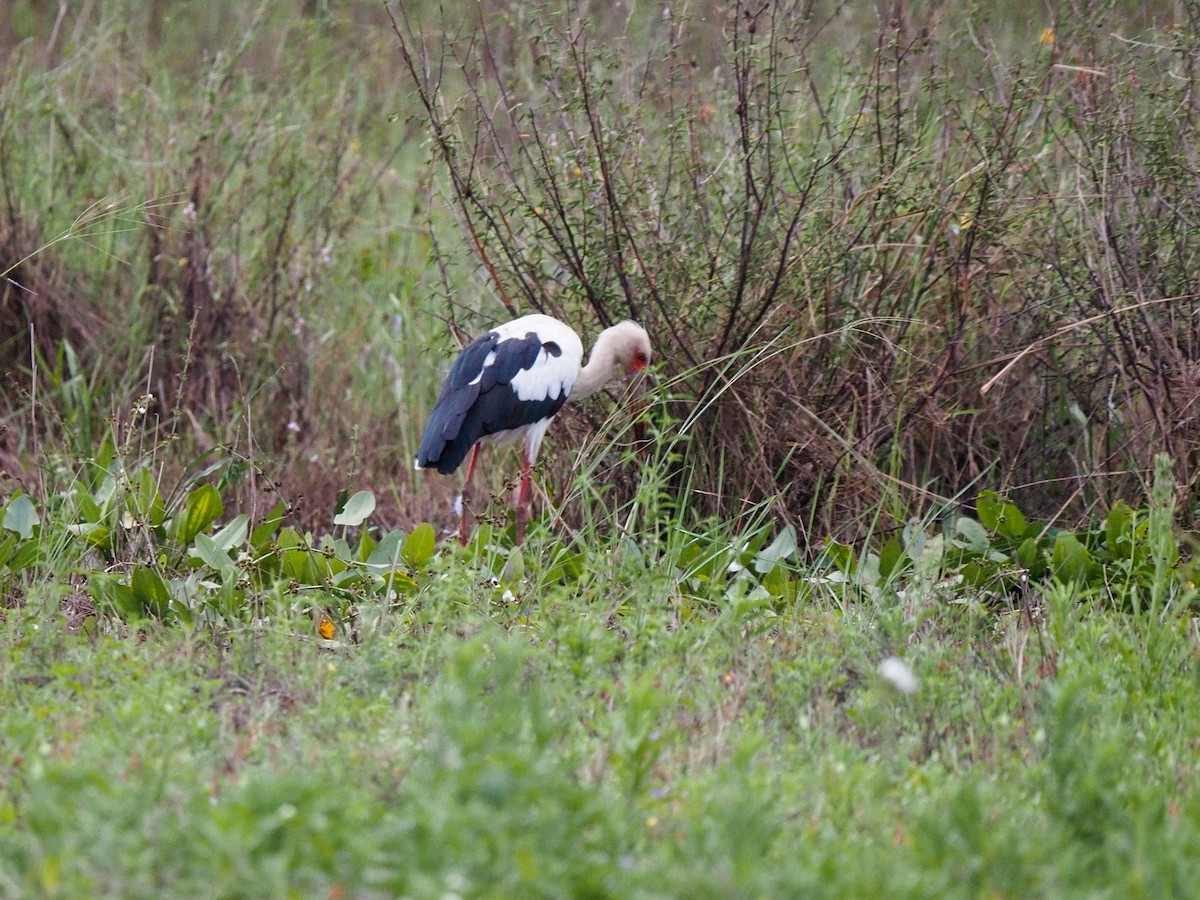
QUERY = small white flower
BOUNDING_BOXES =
[453,494,463,517]
[878,656,919,695]
[286,421,301,433]
[182,201,197,222]
[501,590,515,603]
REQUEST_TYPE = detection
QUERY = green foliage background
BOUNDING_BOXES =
[2,1,1200,897]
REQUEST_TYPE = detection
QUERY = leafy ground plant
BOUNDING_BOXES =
[4,470,1200,896]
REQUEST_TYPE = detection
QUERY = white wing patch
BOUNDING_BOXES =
[510,342,580,402]
[468,314,584,403]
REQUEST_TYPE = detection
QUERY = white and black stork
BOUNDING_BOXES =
[415,313,652,545]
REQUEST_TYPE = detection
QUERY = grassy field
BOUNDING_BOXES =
[3,1,1200,897]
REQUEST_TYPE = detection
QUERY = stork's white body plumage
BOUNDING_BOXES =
[415,313,651,545]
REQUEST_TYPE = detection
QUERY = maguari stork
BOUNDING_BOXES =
[415,314,651,545]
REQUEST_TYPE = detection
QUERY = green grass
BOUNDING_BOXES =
[4,1,1200,896]
[2,453,1199,896]
[3,529,1200,897]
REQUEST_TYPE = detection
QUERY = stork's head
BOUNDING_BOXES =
[575,320,653,401]
[608,320,652,377]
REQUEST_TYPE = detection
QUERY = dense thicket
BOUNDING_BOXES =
[2,0,1197,539]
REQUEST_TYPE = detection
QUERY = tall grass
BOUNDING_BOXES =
[1,1,441,528]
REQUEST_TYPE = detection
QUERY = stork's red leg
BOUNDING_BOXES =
[460,444,481,546]
[515,456,533,546]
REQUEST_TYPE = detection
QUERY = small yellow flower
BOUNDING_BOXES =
[318,618,335,640]
[1039,27,1056,46]
[645,816,659,828]
[959,210,975,232]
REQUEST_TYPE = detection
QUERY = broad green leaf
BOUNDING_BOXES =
[334,490,376,527]
[217,578,243,617]
[466,523,495,559]
[977,490,1027,539]
[95,468,120,508]
[322,535,353,559]
[175,484,223,545]
[64,521,113,550]
[0,533,16,569]
[960,560,989,586]
[250,501,287,551]
[2,494,39,540]
[823,539,855,574]
[676,542,701,571]
[375,569,418,594]
[280,547,311,581]
[955,517,990,552]
[728,583,775,626]
[92,436,116,486]
[402,523,437,568]
[89,572,140,620]
[878,536,905,580]
[278,544,337,586]
[131,566,172,618]
[332,568,366,589]
[192,533,237,575]
[688,540,731,581]
[1104,501,1135,560]
[544,546,584,583]
[762,562,791,599]
[131,468,166,527]
[753,525,797,574]
[500,548,525,584]
[902,520,927,562]
[366,530,405,569]
[8,538,40,570]
[914,534,946,579]
[75,491,103,523]
[356,528,377,563]
[1051,532,1094,585]
[976,491,1001,531]
[322,553,348,579]
[1000,505,1028,540]
[210,514,250,553]
[277,527,302,550]
[739,525,772,561]
[1016,537,1040,570]
[306,553,339,584]
[391,571,419,592]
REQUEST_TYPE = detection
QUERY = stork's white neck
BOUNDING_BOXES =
[573,322,642,400]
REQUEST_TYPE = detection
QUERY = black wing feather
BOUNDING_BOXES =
[416,331,568,474]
